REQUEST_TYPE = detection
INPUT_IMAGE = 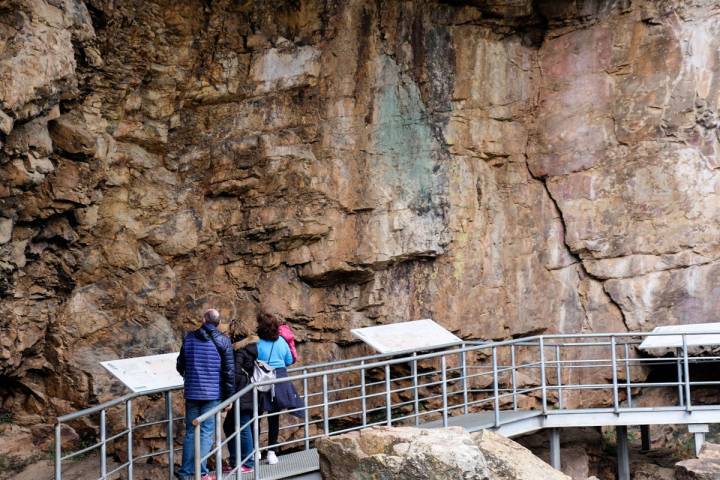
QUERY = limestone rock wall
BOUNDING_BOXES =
[0,0,719,431]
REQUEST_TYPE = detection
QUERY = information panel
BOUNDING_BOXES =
[351,319,462,354]
[638,322,720,351]
[101,352,183,393]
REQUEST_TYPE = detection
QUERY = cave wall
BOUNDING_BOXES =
[0,0,718,430]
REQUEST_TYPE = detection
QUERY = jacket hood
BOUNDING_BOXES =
[193,324,215,341]
[234,335,258,350]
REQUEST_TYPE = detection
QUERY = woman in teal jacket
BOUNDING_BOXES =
[256,312,303,466]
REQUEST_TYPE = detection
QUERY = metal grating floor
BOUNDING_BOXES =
[235,449,320,480]
[420,409,541,433]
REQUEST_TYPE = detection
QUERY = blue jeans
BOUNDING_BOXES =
[178,399,220,477]
[223,407,255,468]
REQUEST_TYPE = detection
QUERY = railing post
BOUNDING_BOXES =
[549,428,561,470]
[194,421,201,480]
[360,361,367,427]
[611,336,619,414]
[539,337,547,414]
[411,353,420,425]
[303,369,310,450]
[385,364,392,426]
[690,424,709,457]
[461,344,468,416]
[640,425,651,452]
[214,411,222,480]
[55,422,62,480]
[677,347,685,407]
[511,344,517,411]
[616,426,630,480]
[683,334,692,412]
[323,374,330,434]
[100,409,107,479]
[253,387,260,480]
[492,346,500,427]
[694,430,706,457]
[441,355,448,427]
[624,343,632,408]
[165,391,174,480]
[234,398,241,472]
[126,400,133,479]
[555,344,563,410]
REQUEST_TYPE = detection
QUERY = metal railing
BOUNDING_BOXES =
[54,330,720,480]
[55,386,183,480]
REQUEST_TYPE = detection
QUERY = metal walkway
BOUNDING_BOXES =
[55,330,720,480]
[238,450,320,480]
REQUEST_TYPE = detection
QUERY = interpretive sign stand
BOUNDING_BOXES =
[101,352,183,393]
[638,322,720,351]
[638,322,720,414]
[351,319,462,354]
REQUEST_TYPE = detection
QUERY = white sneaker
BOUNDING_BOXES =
[266,450,278,465]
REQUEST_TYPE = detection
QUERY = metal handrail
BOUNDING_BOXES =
[287,342,468,373]
[57,329,713,425]
[56,385,183,423]
[55,329,720,480]
[193,336,546,425]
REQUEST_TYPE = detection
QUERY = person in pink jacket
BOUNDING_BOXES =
[278,322,297,364]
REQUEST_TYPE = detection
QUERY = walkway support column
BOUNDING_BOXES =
[640,425,650,452]
[689,424,709,457]
[549,428,561,470]
[616,426,630,480]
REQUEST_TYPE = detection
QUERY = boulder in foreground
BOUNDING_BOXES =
[316,426,570,480]
[316,426,489,479]
[675,442,720,480]
[471,429,571,480]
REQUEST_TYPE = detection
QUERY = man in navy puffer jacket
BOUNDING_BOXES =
[175,309,234,480]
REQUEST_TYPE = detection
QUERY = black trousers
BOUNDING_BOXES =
[264,413,280,449]
[223,402,280,453]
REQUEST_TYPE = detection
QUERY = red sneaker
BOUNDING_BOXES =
[241,465,253,474]
[222,461,234,474]
[200,474,216,480]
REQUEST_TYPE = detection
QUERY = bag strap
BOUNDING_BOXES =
[256,339,276,367]
[204,326,225,360]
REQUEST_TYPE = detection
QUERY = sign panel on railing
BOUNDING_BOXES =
[101,352,183,393]
[639,322,720,351]
[351,319,462,354]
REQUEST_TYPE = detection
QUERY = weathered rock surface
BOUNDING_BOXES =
[530,0,720,331]
[11,453,119,480]
[634,463,675,480]
[472,429,571,480]
[317,426,490,479]
[0,421,79,479]
[516,427,609,479]
[676,443,720,480]
[0,0,719,471]
[316,426,569,480]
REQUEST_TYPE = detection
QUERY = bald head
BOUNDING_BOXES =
[203,309,220,326]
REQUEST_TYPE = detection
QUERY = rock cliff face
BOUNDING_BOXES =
[1,0,719,438]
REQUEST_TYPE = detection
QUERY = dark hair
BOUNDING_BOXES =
[256,312,280,341]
